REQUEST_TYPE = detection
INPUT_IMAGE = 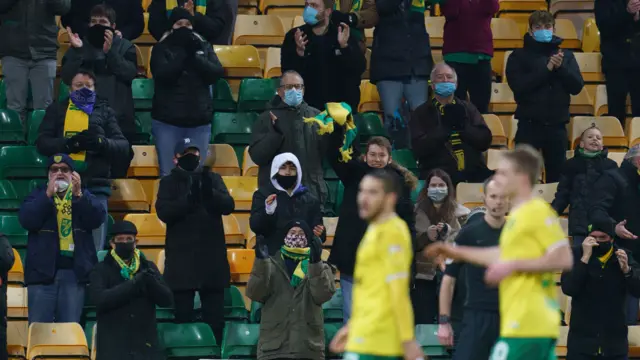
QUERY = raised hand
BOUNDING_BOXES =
[71,172,82,197]
[67,27,83,48]
[103,29,113,53]
[616,220,638,239]
[581,236,598,262]
[616,249,631,274]
[184,0,195,15]
[337,22,350,49]
[294,28,308,57]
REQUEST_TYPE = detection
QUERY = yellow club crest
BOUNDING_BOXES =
[54,155,62,163]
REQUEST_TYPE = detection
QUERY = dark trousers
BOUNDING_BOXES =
[173,288,225,344]
[515,122,567,183]
[567,352,627,360]
[604,67,640,126]
[411,279,439,324]
[447,60,493,114]
[0,284,6,360]
[452,309,499,360]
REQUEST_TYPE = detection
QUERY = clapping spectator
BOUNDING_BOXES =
[150,7,224,176]
[36,70,130,251]
[61,0,144,41]
[410,63,492,184]
[0,0,70,123]
[148,0,231,44]
[330,0,378,51]
[281,0,366,111]
[90,221,173,360]
[19,154,104,323]
[247,221,335,360]
[0,234,15,360]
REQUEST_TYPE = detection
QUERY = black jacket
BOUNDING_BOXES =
[369,0,432,83]
[148,0,229,44]
[61,0,144,41]
[155,167,235,291]
[595,0,640,71]
[281,23,366,111]
[506,34,584,126]
[0,234,14,360]
[561,245,640,356]
[36,100,131,193]
[90,253,173,360]
[552,149,618,236]
[150,31,223,128]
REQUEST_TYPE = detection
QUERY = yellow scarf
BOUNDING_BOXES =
[111,248,141,279]
[434,98,465,171]
[54,184,74,257]
[410,0,425,13]
[304,102,358,163]
[166,0,207,15]
[64,102,89,163]
[280,246,310,287]
[598,246,614,268]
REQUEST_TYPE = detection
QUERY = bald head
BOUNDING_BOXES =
[484,178,508,218]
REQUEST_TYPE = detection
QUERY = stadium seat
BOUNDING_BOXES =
[221,323,259,358]
[249,301,262,323]
[88,323,96,360]
[533,183,558,203]
[156,250,165,274]
[242,146,259,176]
[594,84,632,117]
[322,288,343,322]
[569,88,594,116]
[559,217,569,237]
[209,144,241,176]
[150,179,160,214]
[555,19,580,49]
[128,145,159,177]
[108,179,150,212]
[234,211,251,236]
[7,321,27,359]
[629,117,640,147]
[358,80,381,113]
[264,47,282,78]
[0,215,27,248]
[27,110,45,145]
[26,322,89,360]
[233,15,286,46]
[486,149,504,171]
[213,78,238,112]
[134,112,153,145]
[224,214,245,245]
[608,152,626,167]
[629,326,640,357]
[158,322,221,358]
[228,248,255,283]
[569,116,627,149]
[411,179,425,203]
[97,250,108,262]
[0,109,24,144]
[391,149,418,174]
[363,48,371,79]
[0,180,20,210]
[123,214,166,247]
[489,82,516,114]
[425,17,445,47]
[211,112,257,153]
[574,52,603,83]
[355,112,388,144]
[456,183,484,209]
[237,78,279,112]
[224,285,250,321]
[222,176,258,211]
[324,322,342,359]
[483,114,507,148]
[556,325,569,356]
[214,45,263,80]
[323,217,338,246]
[415,324,449,356]
[131,78,154,110]
[0,80,6,109]
[491,18,522,49]
[0,146,48,179]
[7,286,27,319]
[8,248,23,285]
[581,18,600,52]
[261,0,304,14]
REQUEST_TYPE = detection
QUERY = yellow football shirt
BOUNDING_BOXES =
[499,197,568,339]
[346,215,414,356]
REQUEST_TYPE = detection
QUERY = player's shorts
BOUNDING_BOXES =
[489,337,556,360]
[343,353,402,360]
[453,309,500,360]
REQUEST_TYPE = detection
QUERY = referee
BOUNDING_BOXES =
[437,177,507,359]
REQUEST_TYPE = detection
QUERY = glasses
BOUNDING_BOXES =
[49,167,71,174]
[280,84,304,91]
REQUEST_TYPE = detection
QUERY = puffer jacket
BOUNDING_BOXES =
[595,0,640,71]
[0,0,70,60]
[551,149,618,236]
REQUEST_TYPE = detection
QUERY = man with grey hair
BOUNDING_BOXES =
[409,63,492,184]
[249,70,328,208]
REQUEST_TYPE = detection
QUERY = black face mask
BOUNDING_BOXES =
[115,242,135,260]
[87,24,112,49]
[177,153,200,172]
[169,27,194,45]
[275,174,297,189]
[593,241,613,257]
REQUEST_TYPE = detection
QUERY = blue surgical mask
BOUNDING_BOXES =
[303,6,319,26]
[532,29,553,43]
[427,187,448,203]
[434,82,456,97]
[283,89,303,107]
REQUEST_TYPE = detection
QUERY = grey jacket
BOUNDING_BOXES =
[0,0,70,60]
[246,256,335,360]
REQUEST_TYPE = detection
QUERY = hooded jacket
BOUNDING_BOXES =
[250,153,325,255]
[147,0,230,43]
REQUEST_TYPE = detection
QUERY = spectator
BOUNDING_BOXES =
[247,220,335,360]
[90,220,173,360]
[594,0,640,126]
[155,139,235,342]
[250,152,325,255]
[326,135,416,324]
[590,144,640,324]
[506,10,584,183]
[36,70,130,251]
[61,0,144,41]
[561,221,640,360]
[551,126,618,245]
[441,0,498,114]
[249,71,327,207]
[61,4,138,147]
[410,63,492,184]
[0,0,70,122]
[413,168,469,324]
[148,0,230,44]
[0,234,14,360]
[281,0,366,111]
[150,7,223,176]
[330,0,378,52]
[18,154,103,323]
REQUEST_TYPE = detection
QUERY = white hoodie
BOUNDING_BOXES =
[269,152,303,195]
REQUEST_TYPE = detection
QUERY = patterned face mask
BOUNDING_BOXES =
[284,234,308,248]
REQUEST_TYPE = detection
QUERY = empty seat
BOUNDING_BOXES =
[213,78,238,112]
[158,322,220,357]
[264,47,282,78]
[569,88,594,115]
[211,112,257,146]
[629,326,640,357]
[0,180,20,210]
[483,114,507,148]
[261,0,305,14]
[629,117,640,147]
[27,110,46,145]
[7,321,27,359]
[8,248,23,285]
[556,325,569,356]
[221,323,259,359]
[415,324,448,357]
[209,144,241,176]
[533,183,558,203]
[131,78,154,110]
[0,146,48,179]
[489,82,516,114]
[555,19,581,49]
[425,17,445,47]
[608,151,626,166]
[156,250,165,274]
[391,149,418,173]
[358,80,381,113]
[322,288,343,322]
[128,145,159,177]
[323,217,338,246]
[224,285,250,321]
[486,149,505,171]
[581,17,600,52]
[411,179,425,203]
[27,322,89,360]
[214,45,263,78]
[223,214,245,245]
[108,179,150,212]
[222,176,258,211]
[228,249,255,283]
[233,15,286,46]
[0,109,24,144]
[0,215,27,248]
[134,112,153,145]
[355,112,387,144]
[569,116,627,149]
[574,52,603,82]
[491,18,522,49]
[242,146,259,176]
[7,286,27,319]
[123,214,166,247]
[594,84,632,117]
[237,78,279,112]
[456,183,484,209]
[150,179,160,214]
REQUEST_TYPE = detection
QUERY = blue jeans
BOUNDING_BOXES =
[340,274,353,324]
[376,78,429,148]
[28,269,85,324]
[90,193,108,251]
[151,120,212,176]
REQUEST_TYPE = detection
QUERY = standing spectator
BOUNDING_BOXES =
[551,126,618,245]
[595,0,640,126]
[90,220,173,360]
[0,0,70,123]
[61,0,144,41]
[281,0,366,111]
[441,0,498,114]
[249,71,327,207]
[331,0,378,52]
[0,234,15,360]
[250,152,325,255]
[413,169,469,324]
[155,139,235,343]
[247,220,335,360]
[561,221,640,360]
[506,10,584,183]
[18,154,103,323]
[150,7,224,176]
[61,4,138,147]
[36,70,130,251]
[410,63,492,184]
[148,0,230,44]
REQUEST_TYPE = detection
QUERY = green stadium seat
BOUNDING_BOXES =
[221,322,259,359]
[97,250,108,262]
[211,112,257,145]
[412,180,425,203]
[237,78,279,112]
[156,306,174,322]
[0,215,27,248]
[213,78,237,112]
[0,80,6,109]
[225,286,249,322]
[27,110,45,145]
[249,301,262,324]
[0,146,48,179]
[324,322,342,359]
[415,324,450,357]
[11,179,46,198]
[336,181,344,213]
[134,112,153,145]
[322,288,343,323]
[325,180,339,217]
[159,322,221,358]
[132,78,154,110]
[0,109,24,144]
[355,112,387,144]
[106,214,114,238]
[58,82,69,102]
[84,321,95,350]
[323,160,338,181]
[0,180,20,210]
[392,149,418,174]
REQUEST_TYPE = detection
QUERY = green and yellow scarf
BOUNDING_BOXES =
[578,148,602,158]
[434,98,465,171]
[304,102,358,163]
[111,248,142,280]
[410,0,425,13]
[64,102,88,171]
[280,246,310,287]
[166,0,207,15]
[54,184,74,257]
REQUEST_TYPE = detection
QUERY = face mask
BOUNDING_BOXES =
[69,87,96,115]
[115,242,135,260]
[592,241,613,257]
[275,174,297,189]
[87,24,112,48]
[303,6,319,26]
[434,82,456,97]
[169,26,194,45]
[532,29,553,43]
[283,89,303,107]
[177,153,200,172]
[284,234,308,248]
[55,180,70,192]
[427,187,448,202]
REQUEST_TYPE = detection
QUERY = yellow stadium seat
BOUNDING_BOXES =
[214,45,263,78]
[242,147,259,176]
[90,323,96,360]
[492,18,522,49]
[486,149,505,171]
[223,214,245,245]
[133,13,155,44]
[7,287,27,319]
[573,52,603,83]
[8,248,23,285]
[533,183,558,203]
[425,17,445,48]
[556,326,569,356]
[608,151,626,166]
[56,43,69,74]
[156,250,165,274]
[364,28,373,47]
[501,50,512,83]
[569,116,627,149]
[209,144,241,176]
[629,117,640,147]
[27,323,89,360]
[559,217,569,237]
[359,80,381,113]
[489,82,516,114]
[150,179,160,214]
[233,15,285,46]
[234,212,251,234]
[483,114,507,148]
[432,49,443,64]
[143,0,151,10]
[569,88,594,115]
[555,19,580,49]
[128,145,159,178]
[264,47,281,78]
[323,217,338,247]
[321,249,330,262]
[133,44,145,75]
[594,84,632,117]
[498,0,547,12]
[260,0,304,14]
[363,48,371,79]
[629,326,640,357]
[456,183,484,209]
[292,15,304,28]
[228,249,255,283]
[145,46,153,78]
[581,18,600,53]
[139,248,163,262]
[123,214,166,247]
[508,117,518,149]
[566,150,574,159]
[222,176,258,211]
[57,29,69,44]
[109,179,150,212]
[8,321,27,359]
